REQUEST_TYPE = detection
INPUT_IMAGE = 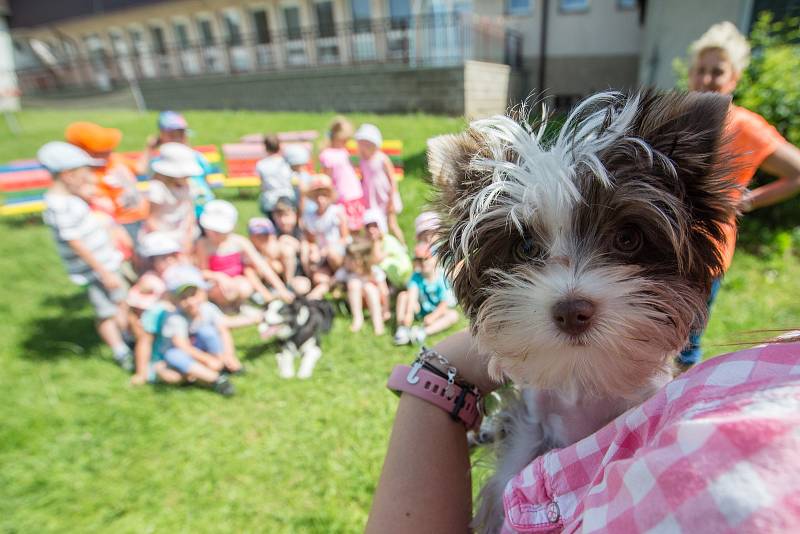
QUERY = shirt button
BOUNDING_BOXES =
[547,501,560,523]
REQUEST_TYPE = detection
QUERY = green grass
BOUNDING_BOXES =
[1,109,799,533]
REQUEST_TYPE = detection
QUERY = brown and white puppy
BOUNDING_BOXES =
[428,90,739,532]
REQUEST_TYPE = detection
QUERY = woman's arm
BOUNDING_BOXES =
[743,142,800,211]
[366,331,497,534]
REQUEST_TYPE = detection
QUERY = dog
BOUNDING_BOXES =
[428,90,739,532]
[259,298,335,379]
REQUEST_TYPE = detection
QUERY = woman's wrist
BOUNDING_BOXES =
[429,330,499,396]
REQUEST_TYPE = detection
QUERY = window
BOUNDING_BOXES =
[618,0,636,9]
[108,30,129,56]
[560,0,589,12]
[173,22,191,49]
[223,10,244,46]
[388,0,411,29]
[198,18,216,46]
[150,26,167,54]
[315,1,336,38]
[252,9,272,44]
[283,6,302,40]
[62,39,78,58]
[352,0,371,33]
[506,0,532,15]
[83,34,107,58]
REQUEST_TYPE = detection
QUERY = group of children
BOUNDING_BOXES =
[38,112,459,396]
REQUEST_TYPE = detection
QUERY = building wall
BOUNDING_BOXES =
[638,0,753,89]
[463,60,511,118]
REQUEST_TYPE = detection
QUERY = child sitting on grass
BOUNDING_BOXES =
[248,216,311,295]
[195,200,294,311]
[127,232,181,385]
[145,142,201,253]
[319,116,364,231]
[363,209,412,289]
[256,133,294,216]
[355,124,405,245]
[301,174,350,299]
[336,239,389,335]
[283,144,315,217]
[148,264,240,395]
[393,243,459,346]
[39,141,133,370]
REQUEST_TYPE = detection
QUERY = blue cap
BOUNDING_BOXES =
[158,111,189,131]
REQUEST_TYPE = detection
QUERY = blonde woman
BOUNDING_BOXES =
[680,21,800,367]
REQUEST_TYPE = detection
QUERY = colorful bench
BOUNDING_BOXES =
[221,141,315,189]
[0,145,225,217]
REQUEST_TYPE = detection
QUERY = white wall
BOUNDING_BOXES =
[0,15,20,111]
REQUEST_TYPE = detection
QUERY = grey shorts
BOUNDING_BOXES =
[87,276,129,319]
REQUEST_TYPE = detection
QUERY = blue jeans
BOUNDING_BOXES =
[678,278,722,366]
[164,325,223,374]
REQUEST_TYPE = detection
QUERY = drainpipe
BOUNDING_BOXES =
[537,0,549,100]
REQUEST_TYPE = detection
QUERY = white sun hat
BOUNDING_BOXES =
[199,199,238,234]
[151,142,203,178]
[283,144,310,166]
[354,123,383,147]
[138,231,181,258]
[37,141,104,173]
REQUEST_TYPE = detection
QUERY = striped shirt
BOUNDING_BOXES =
[43,191,122,285]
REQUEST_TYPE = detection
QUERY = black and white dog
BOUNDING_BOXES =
[259,298,335,379]
[429,90,739,532]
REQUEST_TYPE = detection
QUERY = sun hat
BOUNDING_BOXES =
[158,110,189,131]
[248,217,277,236]
[306,174,335,196]
[65,121,122,153]
[414,211,441,237]
[164,264,209,294]
[199,199,238,234]
[138,232,181,258]
[354,123,383,147]
[151,142,202,178]
[363,209,388,234]
[37,141,105,173]
[283,144,310,166]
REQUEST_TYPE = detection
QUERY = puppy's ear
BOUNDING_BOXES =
[427,130,494,206]
[627,90,738,281]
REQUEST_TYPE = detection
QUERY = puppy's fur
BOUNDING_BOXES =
[428,90,739,532]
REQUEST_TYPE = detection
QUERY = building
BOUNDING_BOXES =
[0,0,19,112]
[9,0,742,115]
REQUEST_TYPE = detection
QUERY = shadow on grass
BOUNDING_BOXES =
[20,293,101,360]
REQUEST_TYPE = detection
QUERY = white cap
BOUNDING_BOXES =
[354,124,383,147]
[151,142,203,178]
[414,211,441,237]
[164,264,209,294]
[363,209,388,234]
[199,199,238,234]
[138,232,181,258]
[37,141,104,173]
[283,144,310,166]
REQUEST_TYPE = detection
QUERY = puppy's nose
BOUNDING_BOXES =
[552,299,595,336]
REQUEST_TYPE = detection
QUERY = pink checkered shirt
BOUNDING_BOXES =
[501,342,800,533]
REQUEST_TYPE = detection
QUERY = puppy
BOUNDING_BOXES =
[260,298,335,379]
[428,90,739,532]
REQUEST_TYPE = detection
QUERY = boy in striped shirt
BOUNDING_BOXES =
[39,141,133,370]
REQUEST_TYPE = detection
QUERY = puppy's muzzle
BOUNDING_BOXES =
[552,298,595,336]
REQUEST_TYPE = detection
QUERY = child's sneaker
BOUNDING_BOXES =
[276,349,295,379]
[114,350,135,373]
[213,375,235,397]
[393,326,410,345]
[410,326,427,345]
[296,345,322,379]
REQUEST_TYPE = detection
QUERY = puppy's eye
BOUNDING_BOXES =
[514,235,541,260]
[613,225,644,254]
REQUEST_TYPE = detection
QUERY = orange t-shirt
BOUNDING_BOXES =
[93,153,150,225]
[719,105,787,270]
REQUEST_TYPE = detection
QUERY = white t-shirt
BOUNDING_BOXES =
[43,191,122,285]
[303,204,344,249]
[256,155,293,196]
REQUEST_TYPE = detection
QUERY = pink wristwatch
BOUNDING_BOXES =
[388,362,482,430]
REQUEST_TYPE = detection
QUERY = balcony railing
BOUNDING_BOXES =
[15,12,524,94]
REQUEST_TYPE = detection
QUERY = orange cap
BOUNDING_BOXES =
[65,122,122,153]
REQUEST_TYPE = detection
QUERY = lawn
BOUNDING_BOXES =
[1,108,799,533]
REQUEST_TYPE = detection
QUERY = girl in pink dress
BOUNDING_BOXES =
[318,116,365,231]
[355,123,405,245]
